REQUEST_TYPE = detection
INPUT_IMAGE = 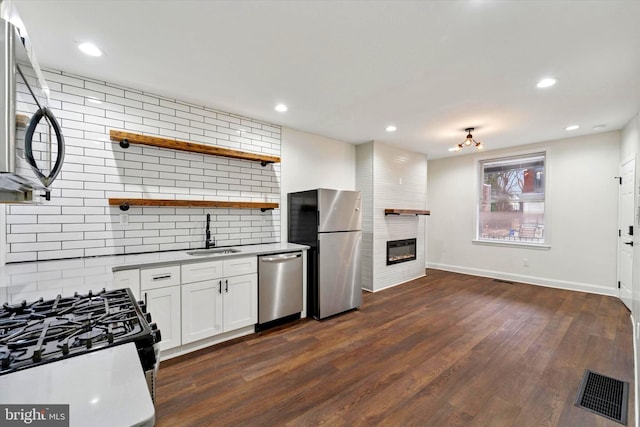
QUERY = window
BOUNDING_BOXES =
[477,151,546,245]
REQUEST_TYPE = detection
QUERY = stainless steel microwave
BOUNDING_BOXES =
[0,17,64,203]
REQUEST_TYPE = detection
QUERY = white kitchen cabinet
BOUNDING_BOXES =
[144,285,181,352]
[222,274,258,331]
[112,269,140,300]
[181,279,223,344]
[181,257,257,344]
[140,264,182,352]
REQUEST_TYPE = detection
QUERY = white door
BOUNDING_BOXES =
[618,156,634,311]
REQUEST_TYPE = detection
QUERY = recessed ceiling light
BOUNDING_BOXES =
[385,125,397,132]
[78,42,102,57]
[593,124,607,130]
[275,104,288,112]
[565,125,579,131]
[536,78,557,88]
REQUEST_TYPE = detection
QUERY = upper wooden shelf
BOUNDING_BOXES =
[109,130,281,166]
[384,209,431,216]
[109,198,278,212]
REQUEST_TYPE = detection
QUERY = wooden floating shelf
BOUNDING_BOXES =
[16,114,29,128]
[109,130,280,166]
[384,209,431,216]
[109,198,279,212]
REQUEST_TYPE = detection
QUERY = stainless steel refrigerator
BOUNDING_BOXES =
[288,189,362,319]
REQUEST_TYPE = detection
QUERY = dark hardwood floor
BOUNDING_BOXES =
[155,269,634,426]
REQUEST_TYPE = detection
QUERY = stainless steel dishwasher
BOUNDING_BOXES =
[257,252,303,330]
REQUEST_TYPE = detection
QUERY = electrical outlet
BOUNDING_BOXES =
[523,258,529,267]
[119,213,128,225]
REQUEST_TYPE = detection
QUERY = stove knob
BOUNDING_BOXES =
[152,329,162,343]
[149,322,158,330]
[145,312,152,323]
[138,301,147,313]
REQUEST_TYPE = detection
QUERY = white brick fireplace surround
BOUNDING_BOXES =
[5,70,281,263]
[356,141,428,292]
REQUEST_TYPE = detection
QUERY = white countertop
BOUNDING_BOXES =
[0,242,308,304]
[0,342,155,427]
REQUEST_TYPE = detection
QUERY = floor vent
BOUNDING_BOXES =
[575,370,628,425]
[493,279,514,284]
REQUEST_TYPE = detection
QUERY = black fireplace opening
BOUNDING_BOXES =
[387,238,417,265]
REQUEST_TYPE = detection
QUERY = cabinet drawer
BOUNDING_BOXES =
[182,260,223,284]
[223,257,257,277]
[140,265,180,290]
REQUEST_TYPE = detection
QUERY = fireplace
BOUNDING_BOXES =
[386,238,417,265]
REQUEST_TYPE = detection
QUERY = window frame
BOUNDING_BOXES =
[473,147,551,250]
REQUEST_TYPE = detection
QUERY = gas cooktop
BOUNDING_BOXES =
[0,288,159,375]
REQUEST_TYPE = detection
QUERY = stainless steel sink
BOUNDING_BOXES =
[186,248,241,256]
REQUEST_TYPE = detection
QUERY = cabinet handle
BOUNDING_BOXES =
[152,274,171,281]
[219,280,222,294]
[144,292,148,306]
[225,279,229,293]
[261,253,301,262]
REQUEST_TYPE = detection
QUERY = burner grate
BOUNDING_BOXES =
[575,369,628,424]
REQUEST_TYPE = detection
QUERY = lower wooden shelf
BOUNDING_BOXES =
[109,198,278,212]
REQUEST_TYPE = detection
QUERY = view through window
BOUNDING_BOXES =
[478,152,546,244]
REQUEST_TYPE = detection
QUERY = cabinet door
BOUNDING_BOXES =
[144,286,181,352]
[222,274,257,332]
[181,279,223,344]
[113,269,140,300]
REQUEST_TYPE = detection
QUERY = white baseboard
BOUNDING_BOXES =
[362,273,426,293]
[426,262,617,297]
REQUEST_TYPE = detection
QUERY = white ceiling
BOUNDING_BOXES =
[10,0,640,159]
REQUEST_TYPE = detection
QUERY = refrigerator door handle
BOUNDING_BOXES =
[317,240,320,253]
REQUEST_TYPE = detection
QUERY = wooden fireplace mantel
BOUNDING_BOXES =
[384,209,431,216]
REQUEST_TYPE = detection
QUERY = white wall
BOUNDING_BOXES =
[427,131,620,295]
[280,127,356,240]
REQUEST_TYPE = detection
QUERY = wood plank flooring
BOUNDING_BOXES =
[155,269,634,426]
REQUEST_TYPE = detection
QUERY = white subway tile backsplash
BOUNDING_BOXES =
[7,70,281,262]
[125,91,160,105]
[84,81,125,97]
[48,90,84,105]
[159,99,190,112]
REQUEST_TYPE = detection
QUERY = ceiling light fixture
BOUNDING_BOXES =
[78,42,102,57]
[536,78,556,88]
[451,128,484,152]
[275,104,288,112]
[565,125,579,131]
[385,125,397,132]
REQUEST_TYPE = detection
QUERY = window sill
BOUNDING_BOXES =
[472,239,551,250]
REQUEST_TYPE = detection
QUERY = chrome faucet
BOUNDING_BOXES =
[205,213,215,248]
